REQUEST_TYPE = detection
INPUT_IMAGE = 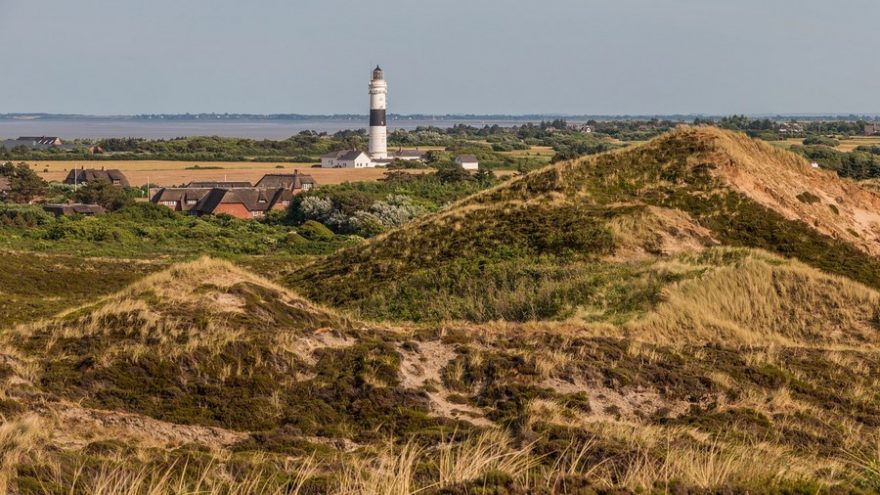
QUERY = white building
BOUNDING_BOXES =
[321,150,373,168]
[368,66,388,160]
[455,155,479,171]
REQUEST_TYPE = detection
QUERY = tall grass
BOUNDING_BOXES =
[436,429,540,487]
[0,415,43,494]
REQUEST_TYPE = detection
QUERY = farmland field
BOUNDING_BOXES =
[498,145,555,158]
[29,160,432,187]
[771,136,880,151]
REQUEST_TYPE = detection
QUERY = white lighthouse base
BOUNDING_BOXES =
[369,125,388,160]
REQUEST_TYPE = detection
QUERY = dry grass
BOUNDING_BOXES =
[0,415,44,493]
[631,251,880,346]
[30,160,431,187]
[499,145,556,158]
[835,136,880,152]
[335,442,422,495]
[5,257,346,366]
[526,399,829,492]
[607,206,717,260]
[436,429,540,487]
[699,127,880,257]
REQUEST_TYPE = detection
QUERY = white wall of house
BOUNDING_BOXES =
[339,153,374,168]
[322,152,373,168]
[456,158,479,170]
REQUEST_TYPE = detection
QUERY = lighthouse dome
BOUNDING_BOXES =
[372,65,384,80]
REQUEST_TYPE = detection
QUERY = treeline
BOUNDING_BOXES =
[0,132,351,162]
[792,144,880,180]
[699,115,876,140]
[0,121,621,168]
[6,116,875,170]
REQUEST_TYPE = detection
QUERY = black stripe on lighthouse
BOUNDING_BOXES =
[370,109,386,126]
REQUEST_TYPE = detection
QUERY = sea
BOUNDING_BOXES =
[0,118,549,140]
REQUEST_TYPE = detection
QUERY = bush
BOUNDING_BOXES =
[0,205,53,227]
[369,195,426,228]
[435,166,474,184]
[74,179,133,211]
[803,136,840,147]
[283,232,309,245]
[297,220,334,241]
[114,202,177,221]
[796,191,821,204]
[0,161,48,203]
[350,211,386,237]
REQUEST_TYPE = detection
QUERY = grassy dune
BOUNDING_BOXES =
[289,127,880,322]
[0,255,879,492]
[4,128,880,493]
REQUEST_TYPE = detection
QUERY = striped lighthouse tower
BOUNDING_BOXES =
[368,65,388,160]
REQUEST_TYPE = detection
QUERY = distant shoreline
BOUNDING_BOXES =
[2,113,879,122]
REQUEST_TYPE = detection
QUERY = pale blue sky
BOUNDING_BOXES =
[1,0,877,115]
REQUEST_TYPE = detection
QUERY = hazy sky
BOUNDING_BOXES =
[1,0,877,115]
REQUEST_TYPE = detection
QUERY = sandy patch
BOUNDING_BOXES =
[608,206,718,260]
[399,341,493,427]
[541,377,692,421]
[39,403,247,450]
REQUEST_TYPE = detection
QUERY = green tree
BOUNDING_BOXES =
[74,179,132,211]
[0,162,48,203]
[435,166,474,184]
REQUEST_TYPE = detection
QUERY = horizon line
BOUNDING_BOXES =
[2,112,880,121]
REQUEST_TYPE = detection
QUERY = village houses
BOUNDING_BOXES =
[64,168,130,187]
[150,170,317,219]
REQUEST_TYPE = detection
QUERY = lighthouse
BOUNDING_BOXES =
[368,65,388,160]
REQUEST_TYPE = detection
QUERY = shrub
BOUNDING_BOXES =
[283,232,309,245]
[369,195,426,228]
[0,161,48,203]
[803,136,840,147]
[796,191,821,204]
[74,179,133,211]
[293,196,334,225]
[114,202,177,221]
[297,220,334,241]
[0,205,53,227]
[350,211,386,237]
